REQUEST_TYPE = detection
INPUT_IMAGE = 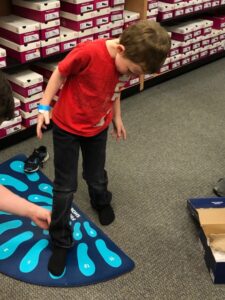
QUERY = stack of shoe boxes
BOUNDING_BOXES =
[5,69,43,128]
[12,0,61,58]
[110,0,125,38]
[147,0,158,21]
[0,97,21,139]
[157,17,225,74]
[0,15,40,63]
[60,0,96,43]
[157,0,224,22]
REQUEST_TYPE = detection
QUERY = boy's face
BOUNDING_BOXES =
[115,49,144,76]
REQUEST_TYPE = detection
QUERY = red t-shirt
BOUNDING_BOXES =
[52,39,120,137]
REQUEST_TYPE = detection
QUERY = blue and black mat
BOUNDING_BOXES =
[0,154,135,286]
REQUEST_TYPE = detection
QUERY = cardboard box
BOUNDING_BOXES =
[94,7,111,26]
[0,115,22,139]
[60,26,77,52]
[40,36,60,57]
[188,197,225,284]
[6,70,43,98]
[12,0,60,23]
[13,91,42,113]
[77,28,94,43]
[157,2,174,21]
[94,23,111,39]
[61,0,94,14]
[0,15,40,45]
[123,10,140,29]
[40,19,60,40]
[60,10,94,31]
[21,108,38,127]
[94,0,109,10]
[110,5,124,22]
[110,19,124,37]
[0,38,40,63]
[109,0,125,6]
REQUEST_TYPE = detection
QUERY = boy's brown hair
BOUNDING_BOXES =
[119,20,171,74]
[0,71,14,123]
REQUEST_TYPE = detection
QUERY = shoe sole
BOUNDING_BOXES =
[24,152,50,173]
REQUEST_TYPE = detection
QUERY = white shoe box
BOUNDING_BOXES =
[60,10,95,31]
[12,0,60,23]
[40,19,60,40]
[0,38,40,63]
[6,70,43,98]
[60,27,78,52]
[40,36,60,57]
[0,15,40,45]
[61,0,94,14]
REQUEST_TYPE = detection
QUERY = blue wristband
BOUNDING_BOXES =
[38,104,51,112]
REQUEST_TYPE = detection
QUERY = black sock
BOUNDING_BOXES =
[98,205,115,225]
[48,246,68,276]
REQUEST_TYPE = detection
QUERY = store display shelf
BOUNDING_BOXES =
[0,123,52,150]
[144,50,225,89]
[160,4,225,26]
[2,52,68,73]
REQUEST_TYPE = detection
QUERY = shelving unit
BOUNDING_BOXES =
[0,0,225,150]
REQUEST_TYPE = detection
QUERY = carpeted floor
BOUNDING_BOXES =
[1,58,225,299]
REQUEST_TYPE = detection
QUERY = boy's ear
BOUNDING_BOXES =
[116,44,125,54]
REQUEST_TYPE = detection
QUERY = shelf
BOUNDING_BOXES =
[0,123,52,150]
[160,4,225,26]
[2,52,68,73]
[144,51,225,89]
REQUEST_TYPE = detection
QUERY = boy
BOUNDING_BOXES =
[37,20,171,276]
[0,71,51,229]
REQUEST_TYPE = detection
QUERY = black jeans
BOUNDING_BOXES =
[49,123,111,248]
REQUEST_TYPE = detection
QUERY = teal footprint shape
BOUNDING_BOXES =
[83,221,97,238]
[0,220,23,235]
[20,239,49,273]
[10,161,39,182]
[0,174,28,192]
[28,194,52,205]
[95,239,122,268]
[77,243,96,277]
[0,231,33,260]
[38,183,53,196]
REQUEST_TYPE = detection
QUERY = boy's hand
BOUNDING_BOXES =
[30,206,51,230]
[36,112,50,139]
[111,116,127,141]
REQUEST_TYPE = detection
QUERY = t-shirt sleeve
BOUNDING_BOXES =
[58,45,91,77]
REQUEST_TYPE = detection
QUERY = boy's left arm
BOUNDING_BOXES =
[111,95,127,141]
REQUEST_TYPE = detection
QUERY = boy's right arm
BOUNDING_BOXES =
[37,67,66,139]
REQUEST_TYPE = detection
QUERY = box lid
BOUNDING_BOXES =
[40,36,60,46]
[60,10,94,21]
[60,26,78,41]
[0,15,40,34]
[61,0,93,4]
[6,70,43,88]
[188,198,225,235]
[12,0,60,11]
[0,37,40,52]
[40,19,60,30]
[13,91,43,103]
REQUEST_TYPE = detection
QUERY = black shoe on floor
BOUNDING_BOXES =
[24,146,49,173]
[98,205,115,226]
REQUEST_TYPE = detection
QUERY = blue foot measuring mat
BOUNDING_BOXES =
[0,155,135,286]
